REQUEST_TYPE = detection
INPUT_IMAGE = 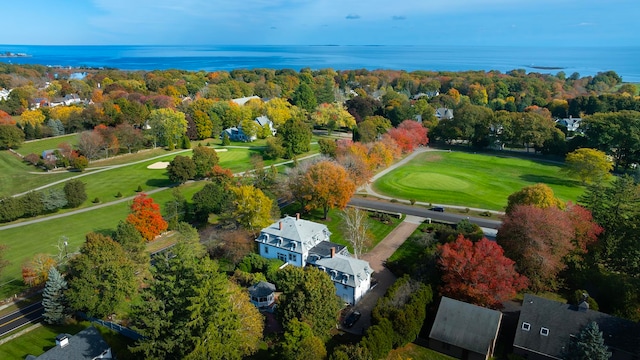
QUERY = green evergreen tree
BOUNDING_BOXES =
[42,267,67,324]
[562,321,611,360]
[63,179,87,208]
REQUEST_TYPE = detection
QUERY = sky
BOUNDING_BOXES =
[1,0,638,46]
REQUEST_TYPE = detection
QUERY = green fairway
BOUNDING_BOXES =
[0,151,75,198]
[373,151,585,211]
[14,134,79,157]
[0,182,206,290]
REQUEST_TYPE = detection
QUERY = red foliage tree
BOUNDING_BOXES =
[398,119,429,147]
[0,110,15,124]
[565,202,603,252]
[496,205,575,292]
[384,129,414,153]
[438,235,528,308]
[126,193,168,242]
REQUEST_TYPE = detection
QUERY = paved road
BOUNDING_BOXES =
[349,197,502,229]
[0,302,43,337]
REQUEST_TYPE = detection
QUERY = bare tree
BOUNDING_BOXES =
[77,130,103,160]
[341,207,372,259]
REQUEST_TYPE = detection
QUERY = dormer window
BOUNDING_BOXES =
[540,327,549,336]
[521,322,531,331]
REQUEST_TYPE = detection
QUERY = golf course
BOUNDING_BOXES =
[373,150,586,211]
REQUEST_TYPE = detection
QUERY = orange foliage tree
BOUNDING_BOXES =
[126,193,168,242]
[438,235,528,308]
[294,160,356,219]
[22,254,57,287]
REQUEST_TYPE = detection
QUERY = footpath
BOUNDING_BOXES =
[343,215,425,335]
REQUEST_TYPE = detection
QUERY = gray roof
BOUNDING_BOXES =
[514,294,640,359]
[429,297,503,356]
[255,115,272,127]
[436,107,454,120]
[231,95,260,106]
[258,216,331,255]
[313,253,372,288]
[308,241,347,258]
[248,281,276,297]
[29,326,111,360]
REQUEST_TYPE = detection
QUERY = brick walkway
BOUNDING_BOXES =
[343,215,425,335]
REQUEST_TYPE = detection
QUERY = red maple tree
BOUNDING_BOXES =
[438,235,528,308]
[126,193,168,242]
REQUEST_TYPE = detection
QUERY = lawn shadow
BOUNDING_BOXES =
[144,178,172,188]
[520,174,581,188]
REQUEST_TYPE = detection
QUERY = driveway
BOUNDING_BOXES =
[342,215,425,335]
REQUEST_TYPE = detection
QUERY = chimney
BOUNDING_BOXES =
[296,213,300,220]
[330,247,335,258]
[56,334,69,348]
[279,221,282,230]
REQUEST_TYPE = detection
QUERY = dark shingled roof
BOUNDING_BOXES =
[248,281,276,298]
[27,326,111,360]
[514,294,640,359]
[308,241,346,258]
[429,297,503,356]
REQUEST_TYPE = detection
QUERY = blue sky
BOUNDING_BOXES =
[1,0,638,46]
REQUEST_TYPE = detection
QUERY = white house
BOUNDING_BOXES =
[231,95,260,106]
[256,215,373,305]
[248,281,276,311]
[0,88,11,101]
[308,250,372,305]
[555,116,582,133]
[436,107,454,120]
[255,115,277,136]
[221,115,276,142]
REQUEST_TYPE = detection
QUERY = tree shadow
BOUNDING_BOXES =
[144,178,172,188]
[519,174,581,188]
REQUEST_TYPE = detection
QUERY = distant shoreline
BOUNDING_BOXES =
[527,65,566,70]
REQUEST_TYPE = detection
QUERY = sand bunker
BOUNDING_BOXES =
[147,161,170,169]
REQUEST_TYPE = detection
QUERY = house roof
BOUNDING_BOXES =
[231,95,260,106]
[28,326,111,360]
[514,294,640,359]
[248,281,276,298]
[429,297,503,356]
[313,253,372,288]
[308,241,347,258]
[255,115,272,127]
[436,108,454,120]
[258,216,331,255]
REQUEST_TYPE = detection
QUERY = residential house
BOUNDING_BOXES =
[436,108,454,120]
[25,326,112,360]
[255,115,277,136]
[231,95,260,106]
[221,115,275,142]
[221,126,253,142]
[307,249,372,305]
[555,116,582,133]
[412,91,439,100]
[429,297,503,360]
[248,281,277,311]
[0,88,11,101]
[513,294,640,360]
[255,215,373,305]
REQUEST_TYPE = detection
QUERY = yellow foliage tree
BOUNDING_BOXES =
[311,103,356,133]
[565,148,613,184]
[506,183,565,214]
[20,109,46,126]
[265,97,294,128]
[229,185,274,231]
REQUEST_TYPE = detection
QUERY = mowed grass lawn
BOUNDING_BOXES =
[14,134,79,157]
[0,152,75,198]
[373,151,585,211]
[0,182,206,292]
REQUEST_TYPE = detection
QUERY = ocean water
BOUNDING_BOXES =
[1,45,639,82]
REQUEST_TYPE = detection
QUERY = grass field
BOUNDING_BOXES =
[0,151,75,198]
[0,182,206,295]
[0,321,135,359]
[373,151,586,211]
[14,134,79,157]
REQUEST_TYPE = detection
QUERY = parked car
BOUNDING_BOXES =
[343,311,361,328]
[430,206,445,212]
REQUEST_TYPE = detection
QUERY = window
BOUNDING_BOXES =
[521,322,531,331]
[540,327,549,336]
[288,253,297,262]
[277,253,286,262]
[264,245,268,254]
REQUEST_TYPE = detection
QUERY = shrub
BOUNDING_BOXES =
[409,199,416,205]
[136,185,143,192]
[92,197,100,203]
[480,211,492,217]
[115,192,123,198]
[390,199,398,203]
